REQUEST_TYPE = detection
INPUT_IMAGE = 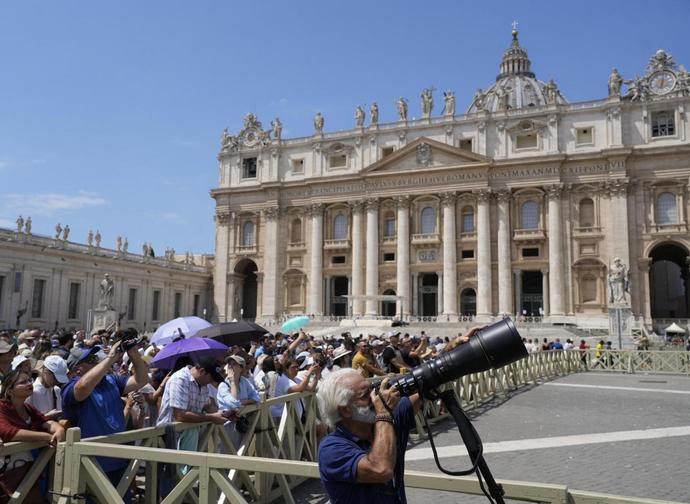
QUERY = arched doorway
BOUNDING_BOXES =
[381,289,397,317]
[650,243,690,318]
[235,259,258,320]
[460,288,476,316]
[420,273,438,316]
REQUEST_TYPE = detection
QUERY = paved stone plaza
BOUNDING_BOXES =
[293,372,690,503]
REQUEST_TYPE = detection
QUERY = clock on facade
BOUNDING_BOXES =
[649,71,676,95]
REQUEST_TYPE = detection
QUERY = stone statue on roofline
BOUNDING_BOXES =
[442,90,456,117]
[270,117,282,141]
[472,88,486,111]
[95,230,101,248]
[608,68,623,97]
[54,223,62,240]
[24,217,31,235]
[420,87,434,118]
[370,102,378,126]
[355,105,365,128]
[396,97,408,121]
[16,215,23,234]
[314,112,324,135]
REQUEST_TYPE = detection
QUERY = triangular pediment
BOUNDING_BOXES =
[362,137,490,175]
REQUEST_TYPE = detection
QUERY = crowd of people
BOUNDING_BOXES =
[0,325,591,502]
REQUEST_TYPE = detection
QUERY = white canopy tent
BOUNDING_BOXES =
[664,322,686,334]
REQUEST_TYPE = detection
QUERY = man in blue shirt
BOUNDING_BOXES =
[62,335,148,492]
[317,368,421,504]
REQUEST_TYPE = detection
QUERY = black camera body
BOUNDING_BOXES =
[113,328,142,352]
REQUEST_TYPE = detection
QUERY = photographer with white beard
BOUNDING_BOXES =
[316,369,421,504]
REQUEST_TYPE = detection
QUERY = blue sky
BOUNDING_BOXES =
[1,1,688,255]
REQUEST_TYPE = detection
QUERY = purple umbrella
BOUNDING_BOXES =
[150,337,228,370]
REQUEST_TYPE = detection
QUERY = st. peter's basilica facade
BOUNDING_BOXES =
[212,28,690,329]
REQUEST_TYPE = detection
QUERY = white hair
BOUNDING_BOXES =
[316,368,360,429]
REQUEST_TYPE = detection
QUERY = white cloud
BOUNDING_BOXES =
[3,191,108,216]
[161,212,184,222]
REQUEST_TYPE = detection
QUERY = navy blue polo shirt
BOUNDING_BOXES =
[318,396,414,504]
[62,374,129,472]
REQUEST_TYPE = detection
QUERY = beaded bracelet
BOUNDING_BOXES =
[375,414,394,424]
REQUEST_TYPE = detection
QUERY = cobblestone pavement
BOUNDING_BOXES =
[289,372,690,503]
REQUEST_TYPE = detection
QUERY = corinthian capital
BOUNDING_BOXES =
[306,203,323,217]
[607,178,629,197]
[364,198,379,212]
[441,192,457,207]
[394,195,410,210]
[214,211,233,226]
[349,200,366,214]
[263,206,281,221]
[545,184,564,200]
[495,188,512,203]
[476,188,492,203]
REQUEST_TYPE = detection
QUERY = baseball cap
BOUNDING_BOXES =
[226,355,246,367]
[11,355,29,371]
[43,355,69,384]
[196,356,224,383]
[68,346,101,369]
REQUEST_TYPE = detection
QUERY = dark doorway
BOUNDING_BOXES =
[521,271,543,316]
[460,288,476,316]
[236,259,257,320]
[381,289,397,317]
[650,243,690,318]
[420,273,438,316]
[331,276,348,316]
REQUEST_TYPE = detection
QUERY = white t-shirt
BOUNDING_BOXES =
[26,379,62,414]
[270,374,302,418]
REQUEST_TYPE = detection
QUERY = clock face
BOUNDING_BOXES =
[649,71,676,95]
[242,130,258,147]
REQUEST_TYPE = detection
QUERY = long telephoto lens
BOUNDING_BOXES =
[390,318,527,398]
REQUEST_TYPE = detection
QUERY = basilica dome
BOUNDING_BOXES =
[467,28,568,113]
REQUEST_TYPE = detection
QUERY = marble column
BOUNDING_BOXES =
[441,192,458,316]
[541,269,550,316]
[411,273,418,316]
[307,204,324,315]
[639,258,652,322]
[609,179,631,280]
[365,198,379,316]
[547,184,565,316]
[437,270,444,316]
[395,196,411,317]
[350,201,365,316]
[261,207,281,319]
[496,190,512,315]
[213,212,232,322]
[476,189,492,317]
[513,270,522,316]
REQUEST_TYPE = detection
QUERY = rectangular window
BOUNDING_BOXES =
[384,218,396,237]
[68,283,80,319]
[329,154,347,168]
[193,294,201,317]
[459,139,473,152]
[522,247,539,258]
[291,158,304,173]
[516,134,537,149]
[152,290,161,321]
[381,146,395,158]
[461,249,475,259]
[651,111,675,137]
[174,292,182,319]
[576,127,593,145]
[462,213,474,233]
[383,252,395,262]
[127,288,137,320]
[242,157,257,178]
[331,256,346,264]
[31,279,45,319]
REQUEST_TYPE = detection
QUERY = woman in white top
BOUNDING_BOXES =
[270,358,319,419]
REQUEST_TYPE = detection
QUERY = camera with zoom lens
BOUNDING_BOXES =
[379,319,527,399]
[113,328,142,352]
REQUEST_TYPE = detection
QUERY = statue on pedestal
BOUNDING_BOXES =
[62,225,70,241]
[99,273,115,310]
[608,257,630,304]
[54,223,63,240]
[270,117,282,141]
[95,230,102,248]
[442,90,456,116]
[116,236,122,253]
[24,217,31,235]
[314,112,324,135]
[16,216,24,234]
[87,230,94,247]
[472,88,486,111]
[420,88,434,118]
[355,105,365,128]
[123,238,128,254]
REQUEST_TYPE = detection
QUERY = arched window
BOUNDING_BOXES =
[333,214,348,240]
[461,206,475,233]
[656,192,678,225]
[521,201,539,229]
[290,218,302,243]
[579,198,594,228]
[384,212,396,237]
[420,206,436,234]
[242,221,254,246]
[581,275,597,303]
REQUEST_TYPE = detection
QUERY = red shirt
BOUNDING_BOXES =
[0,400,48,442]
